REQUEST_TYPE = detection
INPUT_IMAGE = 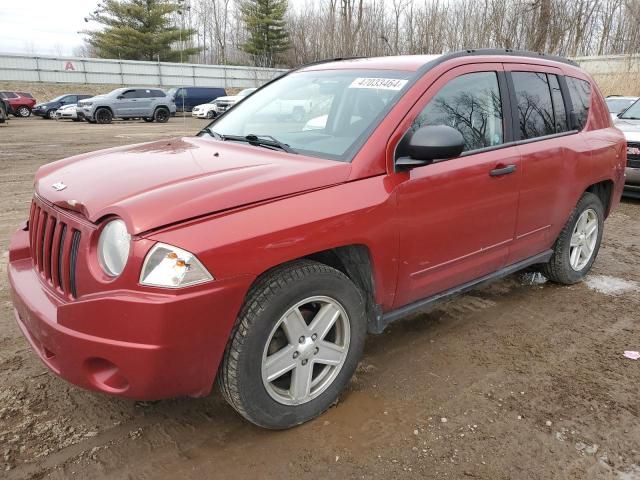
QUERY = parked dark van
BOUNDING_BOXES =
[168,86,227,112]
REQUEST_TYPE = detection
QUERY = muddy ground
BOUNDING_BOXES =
[0,116,639,480]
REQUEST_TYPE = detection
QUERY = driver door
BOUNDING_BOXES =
[393,64,522,307]
[114,90,137,116]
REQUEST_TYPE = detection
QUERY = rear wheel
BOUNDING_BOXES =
[218,260,366,429]
[543,192,604,284]
[154,107,169,123]
[95,108,113,124]
[17,106,31,117]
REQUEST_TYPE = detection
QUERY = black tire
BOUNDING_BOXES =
[95,108,113,124]
[218,260,366,429]
[46,109,56,119]
[154,107,170,123]
[206,110,215,119]
[543,192,604,284]
[72,118,80,122]
[143,117,154,123]
[17,106,31,117]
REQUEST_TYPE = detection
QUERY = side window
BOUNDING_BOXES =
[549,74,568,133]
[413,71,503,152]
[63,95,76,103]
[566,76,591,130]
[512,72,555,139]
[121,90,137,99]
[149,90,164,98]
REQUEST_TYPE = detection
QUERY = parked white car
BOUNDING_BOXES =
[191,101,217,119]
[605,95,638,120]
[55,103,79,121]
[211,88,257,115]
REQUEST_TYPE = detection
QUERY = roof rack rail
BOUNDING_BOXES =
[440,48,579,67]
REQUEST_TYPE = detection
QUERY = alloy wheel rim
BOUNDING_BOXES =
[157,110,168,121]
[261,296,351,406]
[20,107,30,116]
[569,208,598,271]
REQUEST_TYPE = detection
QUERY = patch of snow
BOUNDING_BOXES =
[585,275,639,296]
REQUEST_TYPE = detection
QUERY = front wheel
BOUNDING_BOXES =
[206,110,215,119]
[95,108,113,124]
[218,260,366,429]
[543,192,604,284]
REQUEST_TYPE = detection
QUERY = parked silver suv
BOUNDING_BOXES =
[77,88,176,124]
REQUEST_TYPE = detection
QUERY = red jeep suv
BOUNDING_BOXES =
[8,50,626,429]
[0,91,36,117]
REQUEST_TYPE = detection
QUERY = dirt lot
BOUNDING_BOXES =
[1,116,639,480]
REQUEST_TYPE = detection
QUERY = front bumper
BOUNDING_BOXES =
[624,166,640,198]
[191,110,210,118]
[8,227,251,400]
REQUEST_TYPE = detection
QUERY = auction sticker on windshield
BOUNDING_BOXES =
[349,77,408,90]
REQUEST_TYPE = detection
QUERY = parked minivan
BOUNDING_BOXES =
[168,86,227,112]
[8,50,625,430]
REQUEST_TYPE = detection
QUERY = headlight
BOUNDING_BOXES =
[140,243,213,288]
[98,219,130,276]
[81,102,92,107]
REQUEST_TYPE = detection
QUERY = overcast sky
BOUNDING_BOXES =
[0,0,309,57]
[1,0,102,56]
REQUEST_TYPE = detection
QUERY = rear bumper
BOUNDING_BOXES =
[8,227,251,400]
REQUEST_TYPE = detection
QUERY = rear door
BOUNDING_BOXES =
[114,90,138,116]
[503,64,583,263]
[134,89,154,115]
[393,64,522,307]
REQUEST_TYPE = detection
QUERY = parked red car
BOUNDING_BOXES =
[8,50,626,429]
[0,91,36,117]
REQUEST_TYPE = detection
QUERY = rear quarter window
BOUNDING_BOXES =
[566,77,591,130]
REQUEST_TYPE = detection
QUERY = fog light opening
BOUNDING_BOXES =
[85,358,129,392]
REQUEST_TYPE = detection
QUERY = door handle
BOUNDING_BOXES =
[489,164,517,177]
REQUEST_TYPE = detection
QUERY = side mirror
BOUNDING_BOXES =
[117,95,124,100]
[396,125,465,169]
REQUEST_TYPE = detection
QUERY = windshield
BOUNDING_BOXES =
[206,69,412,161]
[606,98,637,114]
[619,99,640,119]
[50,95,66,102]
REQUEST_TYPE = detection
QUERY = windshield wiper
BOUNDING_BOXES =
[224,133,297,154]
[200,127,225,140]
[200,129,297,154]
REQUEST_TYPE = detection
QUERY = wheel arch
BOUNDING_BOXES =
[585,179,614,217]
[94,105,114,115]
[248,245,382,334]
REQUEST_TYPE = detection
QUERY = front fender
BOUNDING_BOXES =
[145,176,402,310]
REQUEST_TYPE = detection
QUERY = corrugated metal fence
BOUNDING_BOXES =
[0,53,287,88]
[574,54,640,75]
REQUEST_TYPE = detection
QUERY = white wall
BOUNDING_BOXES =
[0,53,287,88]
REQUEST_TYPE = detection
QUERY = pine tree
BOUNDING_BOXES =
[240,0,290,67]
[84,0,200,62]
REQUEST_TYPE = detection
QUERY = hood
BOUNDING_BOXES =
[614,118,640,142]
[35,136,350,235]
[215,95,240,102]
[194,103,215,110]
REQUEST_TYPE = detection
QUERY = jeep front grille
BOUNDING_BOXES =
[29,198,81,298]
